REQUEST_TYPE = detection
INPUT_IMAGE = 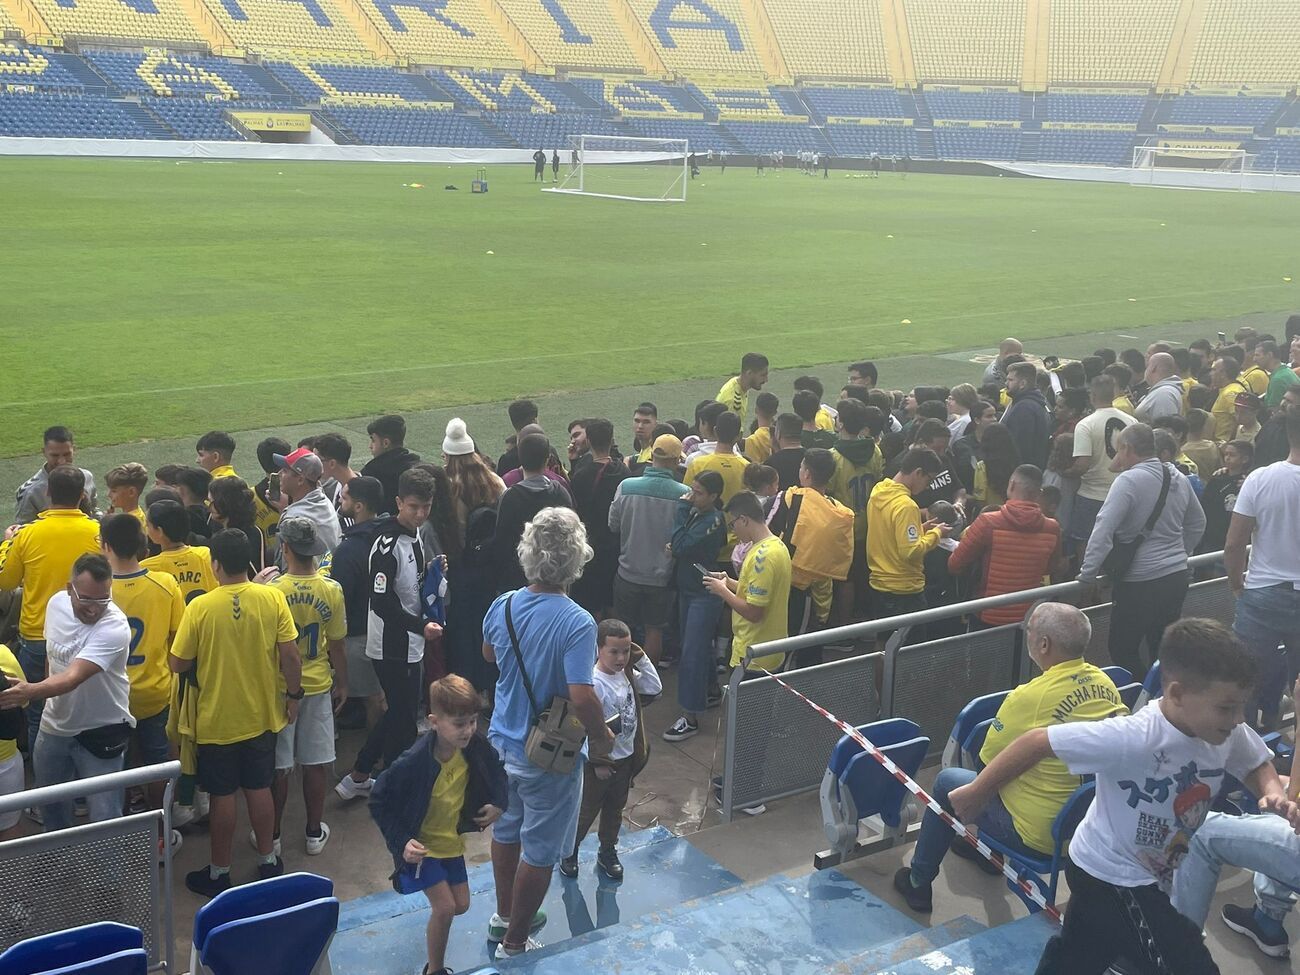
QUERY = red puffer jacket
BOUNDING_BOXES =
[948,499,1062,627]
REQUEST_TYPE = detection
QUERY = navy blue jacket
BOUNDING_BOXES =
[1000,388,1050,471]
[369,731,508,879]
[330,514,390,637]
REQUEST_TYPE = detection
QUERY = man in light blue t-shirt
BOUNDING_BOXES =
[482,507,613,961]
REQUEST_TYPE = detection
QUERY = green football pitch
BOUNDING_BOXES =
[2,157,1298,477]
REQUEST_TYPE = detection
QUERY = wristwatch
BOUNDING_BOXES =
[286,688,305,701]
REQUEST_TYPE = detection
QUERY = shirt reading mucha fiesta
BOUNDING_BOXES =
[1047,702,1269,890]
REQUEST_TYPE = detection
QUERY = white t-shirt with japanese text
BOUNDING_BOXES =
[1048,701,1268,890]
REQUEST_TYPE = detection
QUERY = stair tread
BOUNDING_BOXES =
[840,915,986,974]
[867,914,1056,974]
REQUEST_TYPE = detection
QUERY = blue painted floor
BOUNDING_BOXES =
[329,826,742,974]
[873,914,1057,974]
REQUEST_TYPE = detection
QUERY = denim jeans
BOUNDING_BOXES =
[16,638,47,762]
[1171,811,1300,926]
[34,731,126,831]
[677,589,723,714]
[491,748,584,869]
[1232,584,1300,727]
[909,767,1046,885]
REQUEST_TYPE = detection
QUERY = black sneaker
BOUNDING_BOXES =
[185,867,232,899]
[558,854,579,879]
[891,866,933,913]
[662,716,698,742]
[597,847,624,881]
[256,856,285,881]
[1221,903,1291,958]
[950,835,1002,875]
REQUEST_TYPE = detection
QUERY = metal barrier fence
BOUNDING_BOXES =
[719,555,1234,821]
[0,761,179,972]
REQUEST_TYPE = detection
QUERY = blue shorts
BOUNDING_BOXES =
[395,855,467,894]
[491,745,584,869]
[132,707,171,766]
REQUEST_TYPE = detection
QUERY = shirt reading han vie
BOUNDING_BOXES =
[273,572,347,696]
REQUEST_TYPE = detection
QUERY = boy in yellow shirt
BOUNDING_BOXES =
[370,676,507,975]
[142,500,218,605]
[105,463,149,523]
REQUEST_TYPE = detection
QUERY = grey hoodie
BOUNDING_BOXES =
[1134,375,1184,424]
[1079,458,1206,583]
[278,486,343,567]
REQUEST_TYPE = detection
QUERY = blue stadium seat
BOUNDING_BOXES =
[192,873,338,975]
[1168,94,1284,126]
[981,781,1095,913]
[0,922,142,975]
[820,718,929,860]
[1134,660,1162,711]
[1037,93,1145,123]
[1100,665,1133,686]
[824,123,918,157]
[926,88,1021,121]
[802,86,904,119]
[37,950,148,975]
[941,690,1009,770]
[961,718,996,771]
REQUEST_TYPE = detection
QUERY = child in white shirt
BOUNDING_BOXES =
[558,619,661,882]
[947,618,1298,974]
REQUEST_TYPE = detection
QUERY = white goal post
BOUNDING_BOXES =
[543,134,689,202]
[1131,145,1254,190]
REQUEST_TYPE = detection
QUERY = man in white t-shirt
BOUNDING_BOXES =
[947,618,1294,974]
[0,554,133,830]
[1225,405,1300,732]
[1064,375,1132,552]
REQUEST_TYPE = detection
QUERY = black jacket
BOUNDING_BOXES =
[331,515,390,637]
[368,517,425,662]
[491,476,573,592]
[1000,389,1050,471]
[361,447,421,516]
[369,731,508,882]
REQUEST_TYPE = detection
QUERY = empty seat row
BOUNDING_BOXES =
[354,0,518,67]
[761,0,889,80]
[1189,0,1300,86]
[496,0,639,72]
[902,0,1024,83]
[925,88,1021,121]
[27,0,203,45]
[802,86,904,119]
[1048,0,1179,84]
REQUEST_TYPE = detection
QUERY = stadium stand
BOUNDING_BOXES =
[932,122,1020,160]
[1189,0,1300,87]
[801,85,905,120]
[1037,126,1136,166]
[142,95,245,137]
[429,67,584,112]
[202,0,370,57]
[1167,92,1287,127]
[925,87,1021,121]
[1047,0,1180,85]
[495,0,641,72]
[623,0,765,79]
[824,121,918,157]
[319,102,510,144]
[686,81,802,120]
[0,42,87,91]
[1264,134,1300,173]
[82,48,281,99]
[0,89,162,137]
[623,115,733,149]
[351,0,520,68]
[722,117,820,152]
[263,58,447,102]
[571,75,705,117]
[0,3,19,33]
[488,108,624,147]
[1034,91,1146,123]
[902,0,1025,84]
[760,0,889,82]
[25,0,206,46]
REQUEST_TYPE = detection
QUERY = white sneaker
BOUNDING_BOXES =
[494,937,542,959]
[305,822,331,856]
[741,804,767,817]
[248,828,282,858]
[194,791,210,819]
[158,829,182,860]
[335,774,373,800]
[25,807,43,826]
[171,803,197,828]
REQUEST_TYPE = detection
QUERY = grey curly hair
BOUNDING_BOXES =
[517,506,592,588]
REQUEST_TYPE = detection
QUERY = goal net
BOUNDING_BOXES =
[1132,145,1254,189]
[544,134,688,202]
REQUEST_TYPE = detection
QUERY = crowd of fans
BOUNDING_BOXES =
[0,317,1297,972]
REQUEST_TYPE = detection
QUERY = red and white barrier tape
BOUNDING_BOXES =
[766,672,1063,924]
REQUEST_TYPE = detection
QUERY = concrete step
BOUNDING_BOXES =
[486,868,925,974]
[330,826,741,974]
[868,913,1057,974]
[840,915,986,973]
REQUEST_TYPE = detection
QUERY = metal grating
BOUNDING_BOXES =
[1184,577,1232,622]
[729,654,881,811]
[890,626,1020,761]
[1083,602,1115,666]
[0,815,161,961]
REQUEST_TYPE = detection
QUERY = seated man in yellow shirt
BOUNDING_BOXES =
[892,602,1124,913]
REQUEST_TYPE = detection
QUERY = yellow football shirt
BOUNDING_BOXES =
[272,572,347,696]
[730,535,791,671]
[1211,381,1247,442]
[417,749,468,858]
[743,427,773,464]
[829,446,884,543]
[0,509,102,640]
[209,464,237,480]
[980,658,1124,854]
[170,582,298,745]
[717,376,748,428]
[0,645,22,763]
[684,452,750,503]
[1240,365,1269,397]
[113,569,185,720]
[815,408,835,431]
[142,545,218,605]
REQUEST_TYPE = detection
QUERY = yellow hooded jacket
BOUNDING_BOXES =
[866,478,940,595]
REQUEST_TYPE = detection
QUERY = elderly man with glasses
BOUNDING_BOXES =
[0,554,134,830]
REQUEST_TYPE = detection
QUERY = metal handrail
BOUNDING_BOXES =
[0,760,180,815]
[745,549,1231,662]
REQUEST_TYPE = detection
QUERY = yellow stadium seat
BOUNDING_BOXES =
[902,0,1024,84]
[762,0,888,81]
[1190,0,1300,87]
[1048,0,1179,85]
[624,0,765,78]
[496,0,640,72]
[26,0,205,45]
[200,0,368,56]
[352,0,518,67]
[0,6,18,31]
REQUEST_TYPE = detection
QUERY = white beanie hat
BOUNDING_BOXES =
[443,418,475,456]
